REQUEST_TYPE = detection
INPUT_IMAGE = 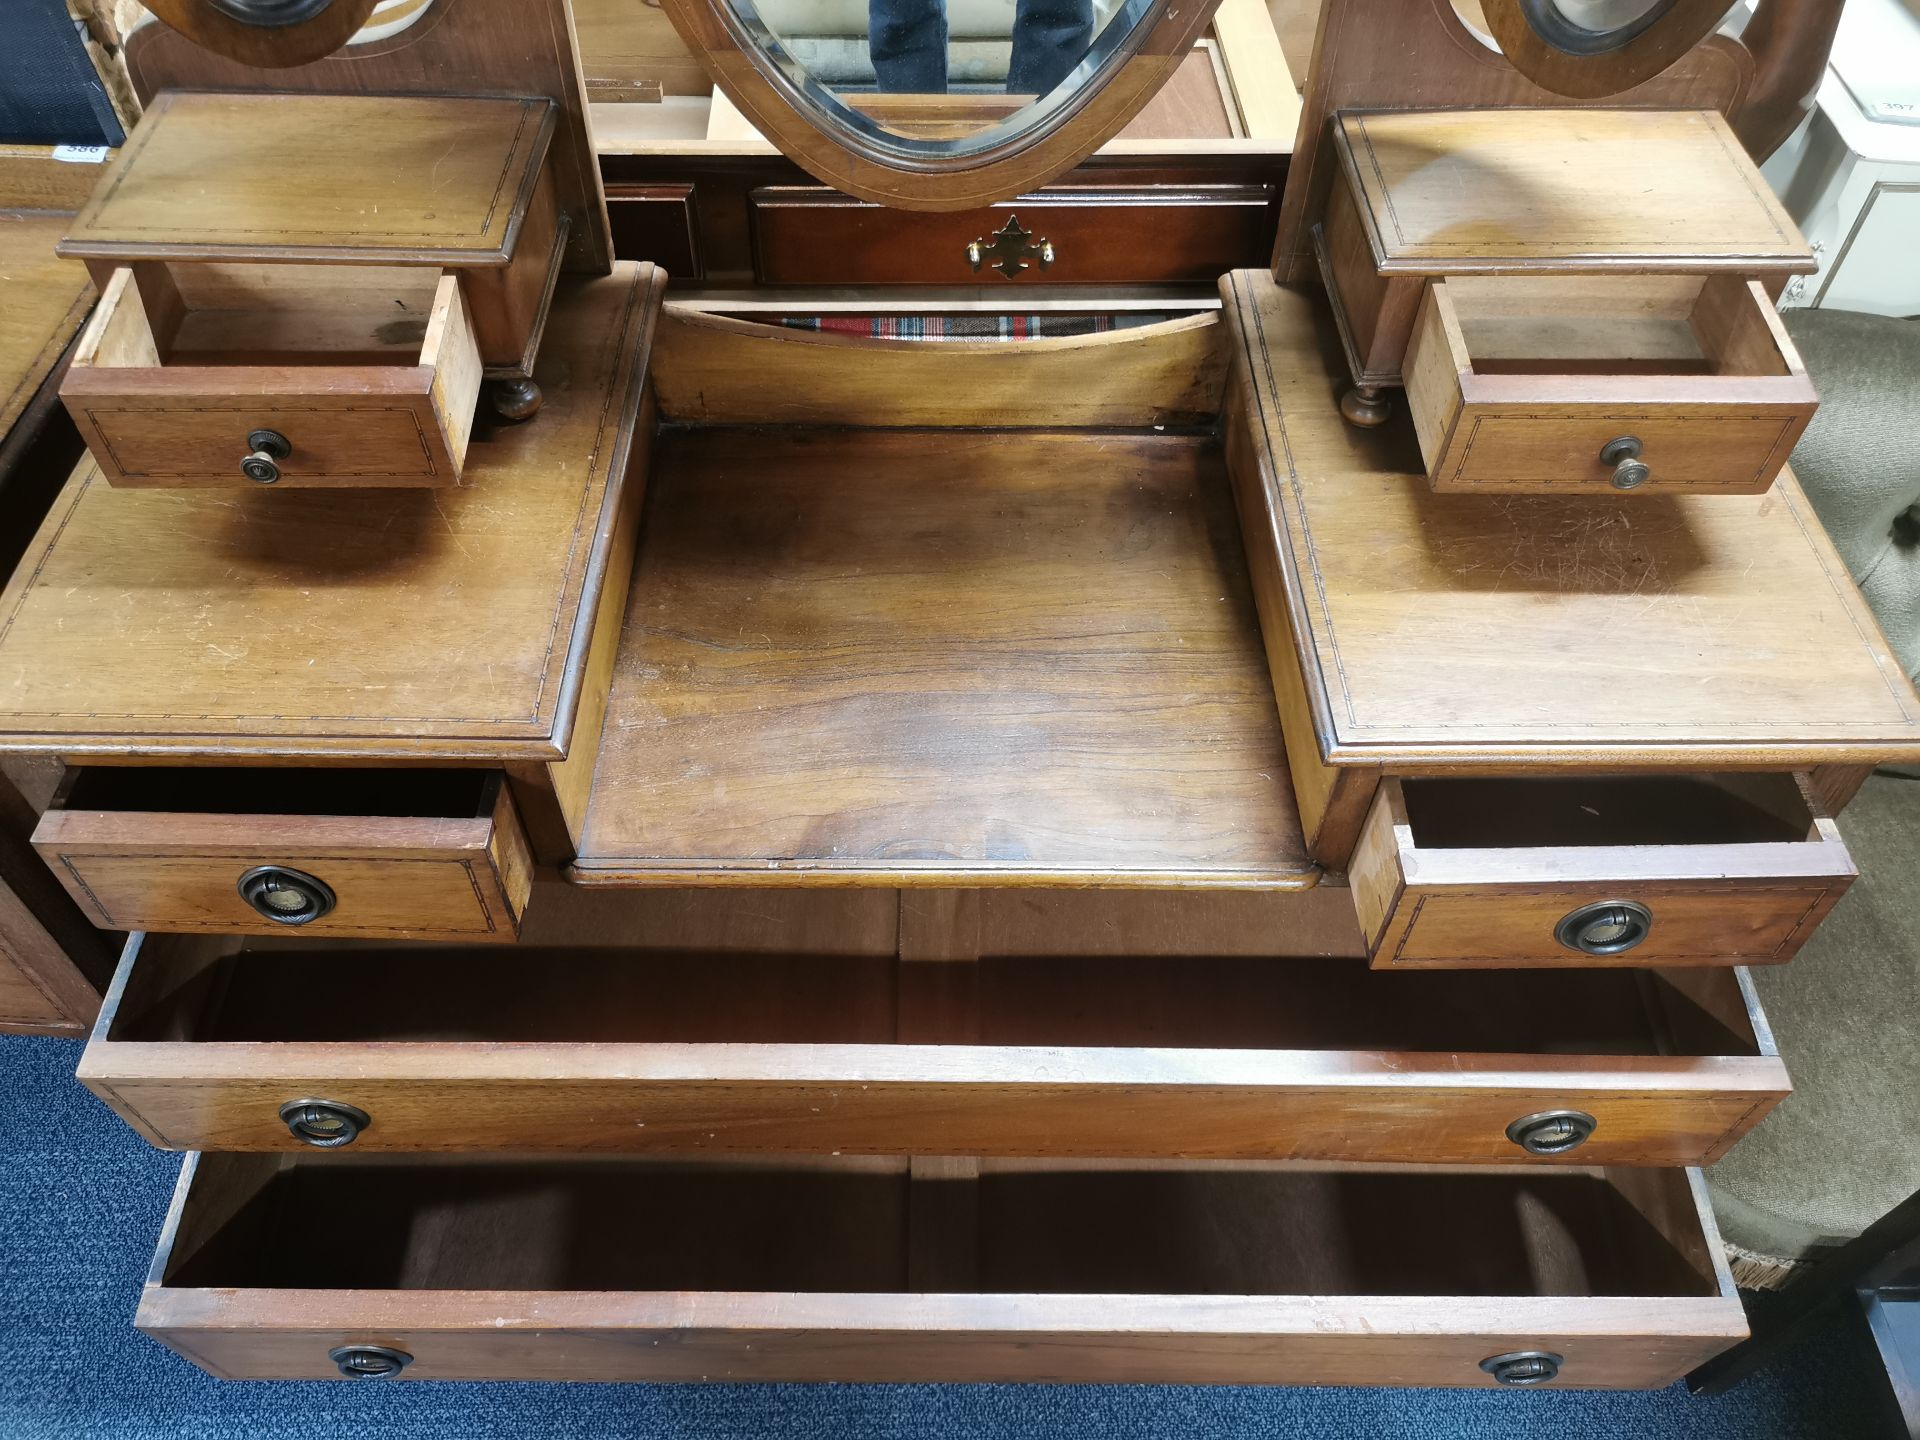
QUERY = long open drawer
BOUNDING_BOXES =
[140,1152,1745,1386]
[83,922,1787,1165]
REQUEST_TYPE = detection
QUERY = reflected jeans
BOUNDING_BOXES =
[868,0,1096,97]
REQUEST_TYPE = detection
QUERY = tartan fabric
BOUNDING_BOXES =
[775,313,1180,340]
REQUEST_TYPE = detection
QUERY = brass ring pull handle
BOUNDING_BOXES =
[238,865,336,925]
[329,1344,413,1379]
[1480,1350,1563,1386]
[1506,1109,1597,1155]
[965,215,1055,280]
[1555,899,1652,956]
[1600,436,1650,490]
[241,428,291,485]
[279,1098,371,1148]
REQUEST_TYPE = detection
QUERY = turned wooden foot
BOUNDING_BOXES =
[489,377,543,423]
[1339,384,1391,427]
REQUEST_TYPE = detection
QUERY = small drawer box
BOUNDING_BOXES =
[1402,274,1818,494]
[33,768,533,942]
[1349,774,1856,969]
[61,265,482,488]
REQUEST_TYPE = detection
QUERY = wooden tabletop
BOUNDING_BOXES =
[0,211,93,442]
[60,92,556,267]
[1336,109,1815,275]
[0,262,662,761]
[573,427,1314,888]
[1222,268,1920,769]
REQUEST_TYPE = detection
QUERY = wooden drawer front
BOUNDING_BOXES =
[83,934,1785,1165]
[1351,775,1855,969]
[141,1153,1744,1386]
[35,770,532,943]
[62,267,481,489]
[1403,274,1817,494]
[751,187,1274,285]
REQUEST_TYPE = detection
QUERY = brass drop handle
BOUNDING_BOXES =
[1555,899,1652,956]
[330,1344,413,1379]
[1600,436,1650,490]
[1481,1351,1563,1386]
[241,428,291,484]
[280,1098,371,1148]
[965,215,1055,279]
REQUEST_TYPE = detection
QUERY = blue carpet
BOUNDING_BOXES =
[0,1033,1895,1440]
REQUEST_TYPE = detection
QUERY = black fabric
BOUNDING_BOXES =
[0,0,125,147]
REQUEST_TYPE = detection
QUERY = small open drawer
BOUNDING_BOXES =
[1350,774,1855,969]
[83,930,1787,1165]
[139,1152,1745,1386]
[34,769,532,942]
[1402,274,1817,494]
[60,265,482,489]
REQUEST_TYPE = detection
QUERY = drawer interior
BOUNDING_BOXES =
[1436,274,1795,379]
[92,262,451,369]
[158,1153,1725,1301]
[1396,773,1821,851]
[106,937,1767,1061]
[57,767,499,821]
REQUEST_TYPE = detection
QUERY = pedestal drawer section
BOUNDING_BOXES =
[140,1153,1745,1386]
[83,932,1787,1164]
[1350,774,1855,969]
[1402,274,1817,494]
[35,769,532,942]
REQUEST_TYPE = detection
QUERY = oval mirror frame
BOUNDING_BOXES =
[143,0,384,67]
[656,0,1230,210]
[1478,0,1737,97]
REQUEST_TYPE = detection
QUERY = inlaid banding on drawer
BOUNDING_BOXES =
[139,1153,1745,1386]
[35,768,533,942]
[1350,773,1856,969]
[83,932,1787,1164]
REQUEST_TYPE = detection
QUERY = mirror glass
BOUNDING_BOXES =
[722,0,1159,154]
[1521,0,1680,51]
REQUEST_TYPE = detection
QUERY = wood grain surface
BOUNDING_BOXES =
[572,429,1311,888]
[136,1153,1744,1385]
[0,264,664,761]
[1219,269,1920,771]
[62,93,555,267]
[0,213,94,442]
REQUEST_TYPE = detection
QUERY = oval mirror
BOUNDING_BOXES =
[657,0,1228,208]
[1478,0,1737,97]
[143,0,384,67]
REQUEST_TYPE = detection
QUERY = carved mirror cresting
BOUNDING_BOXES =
[656,0,1229,209]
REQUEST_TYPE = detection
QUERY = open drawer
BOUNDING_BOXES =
[60,265,482,489]
[34,769,533,942]
[1350,774,1855,969]
[1402,274,1817,494]
[83,929,1787,1165]
[139,1152,1745,1386]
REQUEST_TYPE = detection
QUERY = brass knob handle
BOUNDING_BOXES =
[1600,436,1650,490]
[1506,1109,1596,1155]
[329,1344,413,1379]
[964,215,1054,279]
[238,865,336,925]
[1555,899,1652,956]
[241,428,291,484]
[1480,1351,1563,1386]
[279,1098,371,1148]
[966,240,983,271]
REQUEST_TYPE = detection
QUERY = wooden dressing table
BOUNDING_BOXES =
[9,0,1917,1393]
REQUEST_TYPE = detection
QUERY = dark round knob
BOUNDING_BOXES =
[1481,1350,1562,1386]
[1600,435,1649,490]
[279,1098,370,1148]
[1555,899,1652,956]
[1506,1108,1597,1155]
[241,428,291,484]
[238,865,336,925]
[328,1344,412,1380]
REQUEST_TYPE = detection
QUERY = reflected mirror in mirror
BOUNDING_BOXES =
[1519,0,1683,51]
[724,0,1156,148]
